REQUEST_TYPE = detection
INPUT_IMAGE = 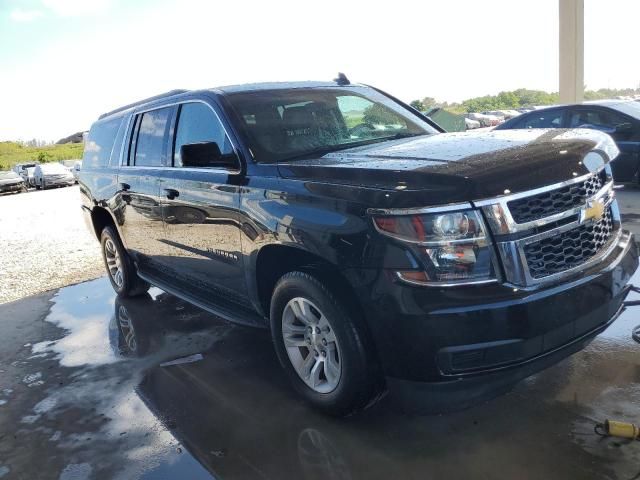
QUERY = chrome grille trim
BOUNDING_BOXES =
[474,166,620,288]
[508,170,606,223]
[474,166,613,235]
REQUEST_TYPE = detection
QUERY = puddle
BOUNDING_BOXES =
[31,279,118,367]
[17,277,230,479]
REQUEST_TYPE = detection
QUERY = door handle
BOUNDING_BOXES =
[119,182,130,191]
[164,188,180,200]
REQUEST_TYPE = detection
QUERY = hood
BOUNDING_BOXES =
[277,129,616,207]
[0,176,23,186]
[43,171,73,178]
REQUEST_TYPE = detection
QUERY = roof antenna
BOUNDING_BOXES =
[334,72,350,86]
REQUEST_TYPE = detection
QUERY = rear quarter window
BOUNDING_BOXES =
[83,117,124,168]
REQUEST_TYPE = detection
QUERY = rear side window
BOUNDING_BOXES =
[568,108,628,129]
[83,117,122,168]
[132,107,173,167]
[173,102,234,167]
[517,110,564,129]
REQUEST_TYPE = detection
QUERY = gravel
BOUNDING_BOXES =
[0,186,104,304]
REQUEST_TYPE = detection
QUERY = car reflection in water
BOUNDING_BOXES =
[111,293,356,480]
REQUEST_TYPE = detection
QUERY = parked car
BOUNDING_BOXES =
[464,117,481,130]
[72,161,82,183]
[484,109,521,120]
[59,159,81,173]
[13,162,37,185]
[22,166,36,188]
[0,170,26,194]
[466,112,502,127]
[34,163,75,189]
[496,100,640,183]
[80,80,638,416]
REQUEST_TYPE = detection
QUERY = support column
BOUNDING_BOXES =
[559,0,584,103]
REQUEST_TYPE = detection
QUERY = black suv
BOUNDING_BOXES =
[80,79,638,415]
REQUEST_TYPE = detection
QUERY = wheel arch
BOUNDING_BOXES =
[253,244,365,326]
[89,206,121,242]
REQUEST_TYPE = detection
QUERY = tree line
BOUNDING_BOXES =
[410,87,640,114]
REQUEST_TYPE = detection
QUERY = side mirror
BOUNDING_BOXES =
[615,122,633,134]
[180,142,237,169]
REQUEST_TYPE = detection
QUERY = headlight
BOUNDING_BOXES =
[372,208,497,285]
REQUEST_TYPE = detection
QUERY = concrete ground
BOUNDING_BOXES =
[0,271,640,480]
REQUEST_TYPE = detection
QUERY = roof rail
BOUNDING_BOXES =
[98,89,188,120]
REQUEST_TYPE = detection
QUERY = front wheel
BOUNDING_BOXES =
[270,271,382,416]
[100,226,150,297]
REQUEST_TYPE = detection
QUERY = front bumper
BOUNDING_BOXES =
[44,178,74,186]
[0,182,24,193]
[347,230,638,405]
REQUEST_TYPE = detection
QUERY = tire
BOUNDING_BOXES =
[100,226,150,297]
[270,271,382,416]
[41,179,46,190]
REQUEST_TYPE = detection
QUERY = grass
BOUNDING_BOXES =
[0,142,84,170]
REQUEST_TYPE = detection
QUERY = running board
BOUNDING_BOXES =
[136,271,267,329]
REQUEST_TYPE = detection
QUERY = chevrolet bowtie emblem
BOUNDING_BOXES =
[580,199,605,224]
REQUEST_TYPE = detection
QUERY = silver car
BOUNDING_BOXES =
[0,170,27,194]
[34,163,75,190]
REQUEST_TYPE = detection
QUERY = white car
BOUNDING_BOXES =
[72,161,82,183]
[13,162,37,185]
[467,112,502,127]
[59,159,81,173]
[464,118,481,129]
[22,166,37,187]
[34,163,75,190]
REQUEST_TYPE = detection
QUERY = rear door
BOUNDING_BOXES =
[567,106,640,182]
[117,105,175,269]
[158,100,252,313]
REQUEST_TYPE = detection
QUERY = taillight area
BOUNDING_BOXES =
[372,209,497,286]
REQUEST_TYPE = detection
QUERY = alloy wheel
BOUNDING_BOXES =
[104,238,124,288]
[282,297,342,393]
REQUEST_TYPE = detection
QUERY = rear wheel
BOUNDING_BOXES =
[100,226,150,297]
[270,271,382,416]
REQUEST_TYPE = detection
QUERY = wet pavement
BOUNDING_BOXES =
[618,186,640,246]
[1,271,640,480]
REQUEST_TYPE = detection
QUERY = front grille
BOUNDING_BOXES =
[508,170,607,224]
[523,207,614,279]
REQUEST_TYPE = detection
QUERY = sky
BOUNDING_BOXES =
[1,0,639,142]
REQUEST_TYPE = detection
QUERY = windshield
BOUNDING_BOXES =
[225,87,438,163]
[609,101,640,119]
[41,163,69,174]
[0,171,19,179]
